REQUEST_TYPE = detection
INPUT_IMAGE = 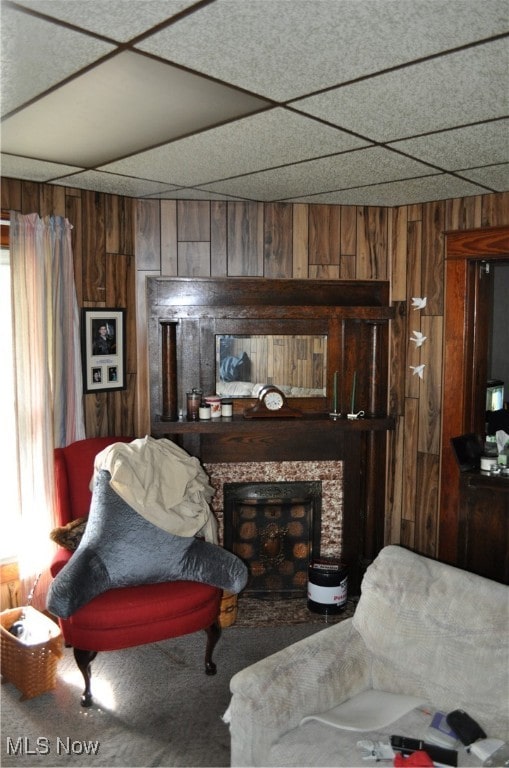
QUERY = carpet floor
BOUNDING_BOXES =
[1,598,354,768]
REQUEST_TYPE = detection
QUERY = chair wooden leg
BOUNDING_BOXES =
[73,648,97,707]
[204,621,221,675]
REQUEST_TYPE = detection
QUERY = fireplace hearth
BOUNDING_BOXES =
[223,481,321,599]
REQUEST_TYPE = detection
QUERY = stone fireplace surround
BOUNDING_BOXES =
[204,461,343,558]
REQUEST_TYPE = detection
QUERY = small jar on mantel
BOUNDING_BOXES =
[199,402,211,420]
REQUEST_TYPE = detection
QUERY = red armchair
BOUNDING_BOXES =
[50,437,222,707]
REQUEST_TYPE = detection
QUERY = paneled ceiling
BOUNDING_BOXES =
[1,0,508,206]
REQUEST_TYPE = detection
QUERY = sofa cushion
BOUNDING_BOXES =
[267,706,480,767]
[47,469,248,618]
[352,546,509,739]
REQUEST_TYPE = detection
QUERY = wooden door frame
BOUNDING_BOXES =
[439,225,509,564]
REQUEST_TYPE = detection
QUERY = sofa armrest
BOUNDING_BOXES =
[228,618,372,767]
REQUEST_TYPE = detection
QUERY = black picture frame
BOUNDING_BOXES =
[81,308,126,394]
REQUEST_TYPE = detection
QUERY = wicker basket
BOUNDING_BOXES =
[1,606,63,700]
[219,590,238,628]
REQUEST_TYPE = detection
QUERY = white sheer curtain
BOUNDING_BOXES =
[10,212,85,607]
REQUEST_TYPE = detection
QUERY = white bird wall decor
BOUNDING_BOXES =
[410,364,426,379]
[410,330,427,347]
[411,297,427,310]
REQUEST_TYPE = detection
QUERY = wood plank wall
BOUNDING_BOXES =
[3,178,508,557]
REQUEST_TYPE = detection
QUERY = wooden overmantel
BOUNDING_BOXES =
[147,277,396,592]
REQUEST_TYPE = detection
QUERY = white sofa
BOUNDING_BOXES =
[226,545,509,767]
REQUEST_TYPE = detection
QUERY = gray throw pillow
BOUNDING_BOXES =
[47,469,247,618]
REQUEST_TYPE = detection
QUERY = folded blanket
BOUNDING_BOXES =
[92,435,217,543]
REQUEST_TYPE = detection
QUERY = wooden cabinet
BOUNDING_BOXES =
[457,472,509,584]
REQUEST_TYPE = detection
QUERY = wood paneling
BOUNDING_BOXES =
[177,242,210,276]
[405,220,422,400]
[390,206,408,302]
[386,416,404,543]
[264,203,293,277]
[135,200,160,271]
[82,191,106,303]
[66,194,83,307]
[211,201,227,276]
[418,315,442,455]
[227,202,264,276]
[415,451,439,556]
[40,183,66,217]
[446,194,482,232]
[160,200,178,276]
[309,205,340,266]
[388,301,406,416]
[293,204,309,278]
[20,181,40,215]
[340,206,357,256]
[177,201,210,242]
[421,201,445,315]
[357,207,388,279]
[4,174,508,567]
[1,178,21,211]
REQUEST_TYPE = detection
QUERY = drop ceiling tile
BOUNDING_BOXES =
[1,51,270,167]
[458,163,509,191]
[1,4,115,115]
[0,154,83,182]
[14,0,197,42]
[290,174,488,207]
[293,39,508,142]
[389,120,509,170]
[100,108,370,186]
[50,171,179,197]
[137,0,509,102]
[196,147,435,201]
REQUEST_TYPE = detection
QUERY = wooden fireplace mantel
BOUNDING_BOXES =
[147,277,396,594]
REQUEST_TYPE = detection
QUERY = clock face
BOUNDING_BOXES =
[243,384,301,418]
[263,389,284,410]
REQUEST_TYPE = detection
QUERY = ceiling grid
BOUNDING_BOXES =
[1,0,507,206]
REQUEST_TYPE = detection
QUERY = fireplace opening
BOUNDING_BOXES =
[223,481,322,599]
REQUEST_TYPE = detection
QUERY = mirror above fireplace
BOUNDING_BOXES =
[215,333,327,398]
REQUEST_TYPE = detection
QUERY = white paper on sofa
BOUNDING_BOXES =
[300,690,427,732]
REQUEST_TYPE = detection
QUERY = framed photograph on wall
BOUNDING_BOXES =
[81,308,126,393]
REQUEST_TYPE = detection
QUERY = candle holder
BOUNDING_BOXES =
[330,370,340,419]
[186,388,202,421]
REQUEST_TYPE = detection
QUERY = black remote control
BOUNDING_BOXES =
[391,735,458,766]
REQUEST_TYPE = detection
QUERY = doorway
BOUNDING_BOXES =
[439,226,509,565]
